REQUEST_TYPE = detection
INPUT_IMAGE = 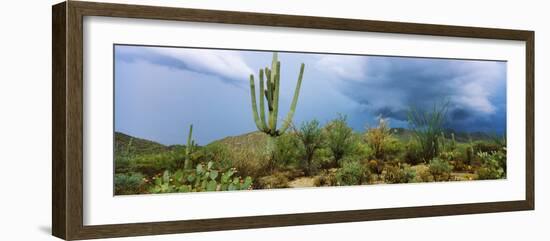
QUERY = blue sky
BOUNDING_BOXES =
[115,45,507,145]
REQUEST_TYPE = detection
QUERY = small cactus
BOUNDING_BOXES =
[149,161,253,193]
[184,124,195,169]
[450,132,456,150]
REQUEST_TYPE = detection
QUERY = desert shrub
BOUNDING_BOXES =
[402,164,416,182]
[274,133,301,168]
[364,118,402,161]
[476,167,501,180]
[114,172,145,195]
[407,102,449,163]
[230,148,269,179]
[129,150,187,176]
[438,149,469,171]
[413,165,434,182]
[428,158,453,181]
[473,141,501,154]
[313,170,338,187]
[114,138,135,173]
[365,118,391,160]
[256,172,290,189]
[494,148,507,173]
[438,150,458,162]
[402,140,423,165]
[449,160,468,172]
[114,138,189,174]
[383,164,416,184]
[316,147,337,169]
[383,138,404,161]
[367,159,384,175]
[354,141,375,161]
[476,151,506,180]
[325,115,355,165]
[336,160,370,186]
[199,142,233,170]
[295,120,324,176]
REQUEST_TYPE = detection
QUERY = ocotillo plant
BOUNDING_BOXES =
[184,124,196,169]
[249,52,305,137]
[407,101,449,162]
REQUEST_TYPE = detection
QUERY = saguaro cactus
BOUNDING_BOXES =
[249,52,305,137]
[184,124,195,169]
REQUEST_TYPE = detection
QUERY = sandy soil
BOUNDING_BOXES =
[288,177,316,188]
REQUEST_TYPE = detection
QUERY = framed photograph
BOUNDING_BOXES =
[52,1,534,240]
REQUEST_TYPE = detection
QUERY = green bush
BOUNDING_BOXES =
[313,170,338,187]
[274,133,301,168]
[316,147,337,169]
[383,138,404,161]
[354,141,374,161]
[325,115,355,165]
[428,158,453,181]
[473,141,501,154]
[476,167,501,180]
[476,151,505,180]
[295,120,324,176]
[230,148,270,179]
[365,118,401,161]
[494,148,507,173]
[200,142,233,170]
[367,159,384,175]
[383,164,416,184]
[130,150,187,176]
[402,140,423,165]
[114,172,145,195]
[413,165,434,182]
[336,160,369,186]
[114,138,136,173]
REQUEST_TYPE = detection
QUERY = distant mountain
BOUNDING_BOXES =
[115,132,168,155]
[115,127,497,155]
[209,131,269,151]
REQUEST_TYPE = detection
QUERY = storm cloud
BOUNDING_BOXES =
[316,55,507,132]
[115,46,507,145]
[115,45,254,87]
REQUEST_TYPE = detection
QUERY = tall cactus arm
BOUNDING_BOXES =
[268,53,279,134]
[187,124,193,149]
[271,61,281,135]
[270,52,278,87]
[280,63,305,134]
[265,67,273,111]
[249,74,264,131]
[258,69,268,131]
[184,124,194,169]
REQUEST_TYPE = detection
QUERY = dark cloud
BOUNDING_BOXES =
[316,55,506,133]
[449,107,471,121]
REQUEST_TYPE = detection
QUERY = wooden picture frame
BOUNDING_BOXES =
[52,1,534,240]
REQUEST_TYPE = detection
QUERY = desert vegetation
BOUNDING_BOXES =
[114,112,506,195]
[114,52,506,195]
